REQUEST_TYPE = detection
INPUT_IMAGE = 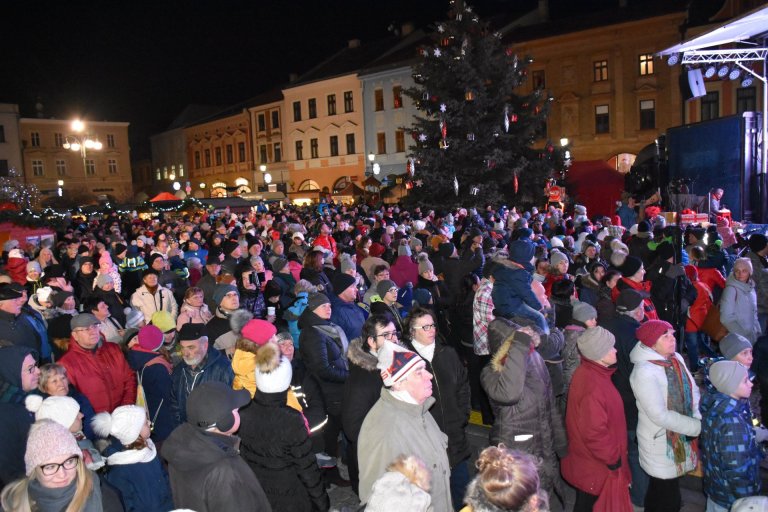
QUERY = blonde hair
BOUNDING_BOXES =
[474,445,548,511]
[0,457,93,512]
[38,363,67,393]
[386,454,431,492]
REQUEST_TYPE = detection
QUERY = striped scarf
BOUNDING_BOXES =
[649,356,698,475]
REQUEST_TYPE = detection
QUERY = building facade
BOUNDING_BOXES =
[19,118,132,202]
[0,104,23,178]
[149,127,187,196]
[247,93,287,195]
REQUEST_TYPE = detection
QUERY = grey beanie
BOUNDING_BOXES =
[572,301,597,324]
[409,237,423,253]
[376,279,397,298]
[272,257,289,274]
[398,242,412,257]
[709,360,748,396]
[550,250,568,269]
[720,333,752,361]
[577,326,615,362]
[339,253,355,274]
[417,253,433,274]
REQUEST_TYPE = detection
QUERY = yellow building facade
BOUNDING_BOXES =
[248,98,288,193]
[19,118,132,202]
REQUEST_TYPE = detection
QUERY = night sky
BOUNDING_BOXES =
[1,0,617,159]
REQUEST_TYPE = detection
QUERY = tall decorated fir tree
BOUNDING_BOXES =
[404,0,564,209]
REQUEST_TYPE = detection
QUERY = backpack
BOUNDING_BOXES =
[136,355,167,427]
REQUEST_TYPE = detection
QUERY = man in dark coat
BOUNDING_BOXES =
[0,283,44,354]
[162,381,272,512]
[298,292,349,465]
[646,241,697,330]
[170,323,234,426]
[330,273,367,342]
[600,288,650,508]
[0,344,39,486]
[341,315,391,495]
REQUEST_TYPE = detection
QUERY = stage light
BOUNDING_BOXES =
[717,64,730,78]
[741,76,753,87]
[667,54,680,66]
[704,66,716,78]
[729,68,741,80]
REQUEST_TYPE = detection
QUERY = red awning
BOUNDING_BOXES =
[567,160,625,218]
[149,192,181,202]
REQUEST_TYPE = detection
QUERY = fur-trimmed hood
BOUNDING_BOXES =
[347,337,378,371]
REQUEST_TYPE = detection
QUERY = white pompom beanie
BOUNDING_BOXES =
[91,405,147,445]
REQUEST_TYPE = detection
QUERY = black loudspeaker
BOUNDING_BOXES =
[679,68,706,101]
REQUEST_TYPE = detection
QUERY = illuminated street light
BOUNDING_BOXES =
[172,181,181,191]
[259,164,267,172]
[559,137,569,147]
[57,180,64,197]
[372,163,381,175]
[199,182,206,189]
[264,173,272,184]
[62,120,103,178]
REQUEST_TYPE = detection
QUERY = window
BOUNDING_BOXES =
[163,167,168,179]
[393,86,403,108]
[56,159,66,176]
[0,125,5,143]
[31,132,40,147]
[226,144,233,164]
[330,136,339,157]
[327,94,337,115]
[108,159,118,174]
[271,110,279,129]
[295,140,304,160]
[0,160,9,176]
[179,164,184,177]
[32,160,44,177]
[194,151,201,168]
[595,104,610,134]
[737,87,757,114]
[238,142,246,161]
[107,134,115,148]
[593,60,608,82]
[156,169,161,180]
[85,159,95,176]
[532,70,546,89]
[54,133,64,147]
[293,101,302,121]
[298,179,320,191]
[395,130,405,153]
[701,91,719,121]
[260,145,268,163]
[310,138,319,158]
[374,89,384,111]
[639,100,656,130]
[258,114,266,131]
[215,147,222,166]
[346,133,356,154]
[377,132,387,154]
[639,54,654,76]
[274,143,282,162]
[344,91,354,112]
[204,149,211,167]
[308,98,317,119]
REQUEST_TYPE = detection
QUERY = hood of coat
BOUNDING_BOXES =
[347,337,378,371]
[725,273,754,292]
[161,422,241,470]
[629,342,667,364]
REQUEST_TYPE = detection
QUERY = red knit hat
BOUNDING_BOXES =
[636,320,673,347]
[241,319,277,346]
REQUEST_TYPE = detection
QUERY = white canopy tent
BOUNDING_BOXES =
[658,5,768,181]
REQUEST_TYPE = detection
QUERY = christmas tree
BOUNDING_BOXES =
[0,167,40,210]
[404,0,564,209]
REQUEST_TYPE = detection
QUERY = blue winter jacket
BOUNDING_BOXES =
[330,294,368,342]
[491,264,542,318]
[170,347,234,426]
[700,389,762,508]
[126,350,174,442]
[101,438,174,512]
[284,291,309,348]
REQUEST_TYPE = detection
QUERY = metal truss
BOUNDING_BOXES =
[681,48,768,64]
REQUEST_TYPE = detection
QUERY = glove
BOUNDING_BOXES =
[754,426,768,443]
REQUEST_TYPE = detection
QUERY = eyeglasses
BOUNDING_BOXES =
[387,287,399,294]
[24,363,38,374]
[414,323,436,332]
[374,331,398,340]
[73,324,100,333]
[40,456,79,476]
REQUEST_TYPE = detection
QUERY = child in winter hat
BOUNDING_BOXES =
[91,405,174,511]
[231,313,278,398]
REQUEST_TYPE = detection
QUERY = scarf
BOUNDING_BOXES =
[412,340,436,362]
[0,379,28,405]
[28,471,103,512]
[649,356,697,475]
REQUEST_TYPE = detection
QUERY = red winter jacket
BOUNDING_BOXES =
[6,257,28,286]
[697,267,726,298]
[612,277,658,321]
[389,255,419,289]
[686,280,713,333]
[562,357,631,501]
[59,337,137,413]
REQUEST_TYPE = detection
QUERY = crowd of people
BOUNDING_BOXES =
[0,197,766,512]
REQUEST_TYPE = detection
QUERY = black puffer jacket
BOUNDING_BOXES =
[341,337,382,443]
[601,312,642,430]
[0,345,36,487]
[161,423,272,512]
[404,337,471,468]
[240,391,329,512]
[298,310,349,413]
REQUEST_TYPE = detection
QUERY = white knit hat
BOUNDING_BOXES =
[91,405,147,445]
[376,341,424,387]
[25,395,80,429]
[36,286,54,304]
[25,420,81,476]
[254,342,293,393]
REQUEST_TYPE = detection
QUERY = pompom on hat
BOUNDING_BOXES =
[253,342,293,393]
[376,341,425,387]
[25,395,80,429]
[91,405,147,445]
[636,320,673,347]
[24,419,81,476]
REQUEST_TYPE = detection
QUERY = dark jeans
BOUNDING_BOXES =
[645,476,681,512]
[468,353,494,425]
[573,489,598,512]
[628,430,650,506]
[449,459,470,511]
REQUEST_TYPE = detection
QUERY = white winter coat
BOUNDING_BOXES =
[629,343,701,479]
[130,285,178,322]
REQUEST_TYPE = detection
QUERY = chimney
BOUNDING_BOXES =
[288,73,299,83]
[538,0,549,21]
[348,39,361,49]
[401,22,414,37]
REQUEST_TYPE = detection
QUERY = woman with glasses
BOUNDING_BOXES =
[403,306,471,511]
[1,419,114,511]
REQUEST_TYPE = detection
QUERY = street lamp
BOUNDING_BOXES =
[366,152,380,176]
[62,120,103,178]
[172,181,181,191]
[57,180,64,197]
[259,164,267,173]
[264,173,272,184]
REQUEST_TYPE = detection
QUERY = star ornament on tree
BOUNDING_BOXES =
[418,133,428,142]
[439,103,447,113]
[433,48,442,57]
[437,24,445,33]
[415,179,424,187]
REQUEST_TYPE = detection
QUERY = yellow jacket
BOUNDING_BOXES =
[232,348,301,411]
